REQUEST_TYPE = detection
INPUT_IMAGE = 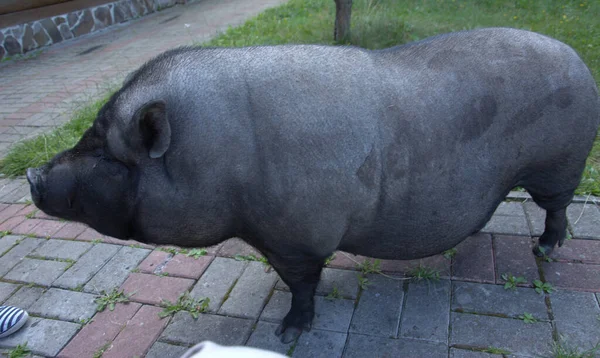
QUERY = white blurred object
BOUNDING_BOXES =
[180,341,287,358]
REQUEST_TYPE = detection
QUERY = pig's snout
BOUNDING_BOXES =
[26,167,44,203]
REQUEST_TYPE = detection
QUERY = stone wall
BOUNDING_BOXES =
[0,0,187,61]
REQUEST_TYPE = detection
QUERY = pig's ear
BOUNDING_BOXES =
[133,100,171,159]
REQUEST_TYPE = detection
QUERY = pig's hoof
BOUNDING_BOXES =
[532,244,554,258]
[275,317,311,343]
[275,325,303,343]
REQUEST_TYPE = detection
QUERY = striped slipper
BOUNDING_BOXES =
[0,306,28,339]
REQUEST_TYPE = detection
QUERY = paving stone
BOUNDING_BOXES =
[0,234,21,255]
[260,291,353,333]
[11,218,43,235]
[54,243,120,289]
[326,251,365,270]
[218,237,262,258]
[379,254,451,276]
[0,216,26,231]
[276,267,360,299]
[316,267,360,299]
[542,262,600,291]
[138,250,170,273]
[450,312,553,356]
[0,317,80,356]
[59,302,141,358]
[28,220,66,238]
[4,258,69,286]
[482,214,530,236]
[53,222,88,239]
[450,348,501,357]
[523,202,546,237]
[32,210,57,220]
[0,185,28,203]
[452,233,495,283]
[121,273,194,305]
[572,195,600,204]
[219,261,278,318]
[29,288,96,322]
[344,334,448,358]
[84,246,150,293]
[0,237,42,276]
[260,290,291,323]
[494,235,539,285]
[293,329,346,358]
[162,253,213,279]
[102,305,169,358]
[75,227,105,242]
[452,281,548,320]
[189,257,247,312]
[201,242,223,255]
[31,239,92,260]
[551,290,600,350]
[0,281,19,303]
[246,321,293,355]
[4,286,45,310]
[400,280,450,343]
[566,203,600,239]
[146,342,190,358]
[349,274,403,337]
[160,312,254,346]
[313,296,355,332]
[550,239,600,264]
[494,202,526,216]
[0,183,25,200]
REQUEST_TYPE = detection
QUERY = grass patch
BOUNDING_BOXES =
[481,346,511,355]
[551,338,600,358]
[406,264,441,282]
[1,0,598,194]
[159,292,209,319]
[443,248,458,260]
[234,253,270,268]
[8,343,30,358]
[325,286,341,300]
[533,279,555,294]
[185,248,208,259]
[357,258,381,275]
[518,312,538,323]
[92,342,111,358]
[501,273,528,290]
[95,288,133,312]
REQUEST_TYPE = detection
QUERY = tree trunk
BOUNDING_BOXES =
[334,0,352,42]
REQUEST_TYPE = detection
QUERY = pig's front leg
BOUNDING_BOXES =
[266,252,327,343]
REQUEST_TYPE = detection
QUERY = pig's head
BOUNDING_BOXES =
[26,95,171,241]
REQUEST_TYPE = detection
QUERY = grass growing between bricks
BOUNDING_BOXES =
[95,288,134,312]
[551,339,600,358]
[159,292,210,319]
[502,273,528,290]
[7,343,30,358]
[406,264,441,282]
[0,0,598,195]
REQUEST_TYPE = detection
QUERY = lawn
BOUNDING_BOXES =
[1,0,598,195]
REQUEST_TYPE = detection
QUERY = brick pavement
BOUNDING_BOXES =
[1,0,600,357]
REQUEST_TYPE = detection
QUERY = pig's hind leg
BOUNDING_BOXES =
[521,164,581,257]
